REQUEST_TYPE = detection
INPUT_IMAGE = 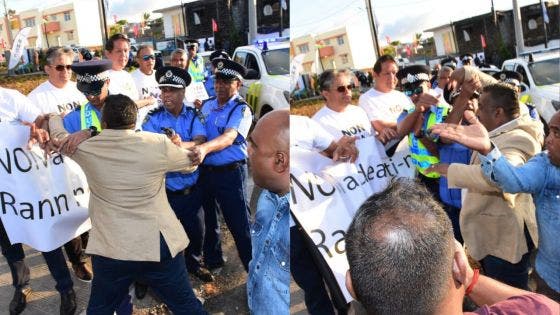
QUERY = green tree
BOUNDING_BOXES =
[109,19,128,37]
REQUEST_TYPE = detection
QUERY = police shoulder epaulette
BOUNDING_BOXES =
[74,105,82,111]
[147,106,165,116]
[202,96,216,105]
[235,97,248,105]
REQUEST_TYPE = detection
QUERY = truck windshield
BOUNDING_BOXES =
[262,48,289,75]
[529,58,560,86]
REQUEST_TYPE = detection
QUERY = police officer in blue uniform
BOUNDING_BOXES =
[189,58,253,271]
[204,50,231,98]
[64,60,113,133]
[142,66,214,282]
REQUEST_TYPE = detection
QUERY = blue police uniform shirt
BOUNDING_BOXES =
[201,94,252,166]
[142,104,206,190]
[63,103,102,133]
[204,74,215,97]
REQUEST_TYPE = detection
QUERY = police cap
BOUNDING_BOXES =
[212,58,247,81]
[71,60,112,94]
[397,65,431,87]
[156,66,192,89]
[492,70,523,87]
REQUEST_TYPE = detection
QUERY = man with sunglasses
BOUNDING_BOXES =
[396,65,450,197]
[131,45,160,129]
[188,58,253,273]
[184,39,205,83]
[28,47,87,115]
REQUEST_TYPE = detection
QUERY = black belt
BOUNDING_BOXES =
[200,160,246,172]
[166,186,193,196]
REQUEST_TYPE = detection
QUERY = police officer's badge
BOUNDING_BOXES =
[165,70,173,78]
[217,61,224,70]
[197,110,207,124]
[500,73,506,80]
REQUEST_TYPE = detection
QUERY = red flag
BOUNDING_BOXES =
[480,34,487,48]
[133,24,139,37]
[406,45,412,57]
[212,18,218,32]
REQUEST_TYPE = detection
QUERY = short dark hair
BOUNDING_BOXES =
[318,69,351,91]
[373,55,397,74]
[105,33,130,52]
[101,94,138,129]
[481,83,520,120]
[136,44,153,57]
[346,179,454,315]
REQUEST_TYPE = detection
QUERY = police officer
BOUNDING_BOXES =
[204,50,231,98]
[189,58,253,271]
[142,66,214,282]
[63,60,113,133]
[185,39,205,83]
[492,70,540,121]
[460,53,475,67]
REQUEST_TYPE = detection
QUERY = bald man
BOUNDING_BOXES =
[246,110,290,314]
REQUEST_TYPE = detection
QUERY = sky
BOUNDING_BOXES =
[292,0,547,43]
[4,0,193,23]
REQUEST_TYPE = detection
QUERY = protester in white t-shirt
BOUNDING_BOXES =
[358,55,412,148]
[104,33,153,110]
[130,45,160,129]
[312,69,385,159]
[28,47,87,115]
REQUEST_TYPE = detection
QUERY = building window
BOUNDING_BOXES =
[24,18,35,27]
[64,12,71,21]
[67,31,73,40]
[340,54,348,64]
[337,35,344,45]
[50,14,57,21]
[298,43,309,53]
[324,39,330,45]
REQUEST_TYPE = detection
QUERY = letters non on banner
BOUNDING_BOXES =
[0,124,91,252]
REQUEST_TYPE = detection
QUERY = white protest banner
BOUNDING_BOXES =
[290,138,415,302]
[185,82,210,102]
[8,27,31,70]
[0,124,91,252]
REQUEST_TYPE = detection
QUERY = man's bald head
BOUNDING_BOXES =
[249,109,289,194]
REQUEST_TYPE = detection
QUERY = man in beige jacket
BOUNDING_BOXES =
[49,94,207,314]
[429,83,542,290]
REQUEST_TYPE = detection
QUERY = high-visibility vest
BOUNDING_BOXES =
[80,103,102,131]
[188,57,205,83]
[408,103,449,178]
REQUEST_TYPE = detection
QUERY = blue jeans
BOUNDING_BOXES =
[199,164,252,271]
[87,236,207,315]
[290,226,335,315]
[167,188,204,272]
[0,219,73,293]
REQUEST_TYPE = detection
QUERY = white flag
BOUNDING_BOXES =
[541,0,550,24]
[35,24,43,49]
[8,27,32,70]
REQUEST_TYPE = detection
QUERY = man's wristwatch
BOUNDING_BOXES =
[88,126,99,137]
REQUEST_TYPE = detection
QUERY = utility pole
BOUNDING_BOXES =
[512,0,525,56]
[248,0,257,44]
[2,0,13,47]
[279,0,283,37]
[97,0,108,44]
[364,0,380,59]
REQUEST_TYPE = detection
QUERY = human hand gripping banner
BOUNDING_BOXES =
[290,137,415,302]
[0,124,91,251]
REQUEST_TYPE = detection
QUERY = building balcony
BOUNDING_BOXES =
[318,45,334,58]
[44,21,60,33]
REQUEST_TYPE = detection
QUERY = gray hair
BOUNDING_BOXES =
[318,69,352,91]
[171,48,187,57]
[346,179,455,315]
[45,46,74,65]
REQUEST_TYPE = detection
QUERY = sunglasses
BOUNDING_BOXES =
[53,64,72,71]
[142,54,155,61]
[403,86,424,97]
[336,84,353,93]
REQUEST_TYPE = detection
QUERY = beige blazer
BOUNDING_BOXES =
[447,115,542,263]
[50,116,196,261]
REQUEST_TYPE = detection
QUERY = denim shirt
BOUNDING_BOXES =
[247,190,290,314]
[480,149,560,292]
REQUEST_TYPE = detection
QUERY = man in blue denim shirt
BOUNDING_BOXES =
[246,110,290,314]
[431,111,560,301]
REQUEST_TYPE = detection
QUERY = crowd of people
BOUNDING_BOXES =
[1,32,290,315]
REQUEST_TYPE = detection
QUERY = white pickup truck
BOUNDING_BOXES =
[232,38,290,119]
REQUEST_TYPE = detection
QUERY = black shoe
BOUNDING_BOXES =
[190,267,215,282]
[135,282,148,300]
[9,287,32,315]
[72,262,93,282]
[60,288,77,315]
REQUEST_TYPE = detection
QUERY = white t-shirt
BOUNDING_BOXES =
[131,69,161,129]
[312,104,374,140]
[358,88,413,124]
[290,115,333,151]
[0,87,40,123]
[27,81,87,115]
[108,69,139,100]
